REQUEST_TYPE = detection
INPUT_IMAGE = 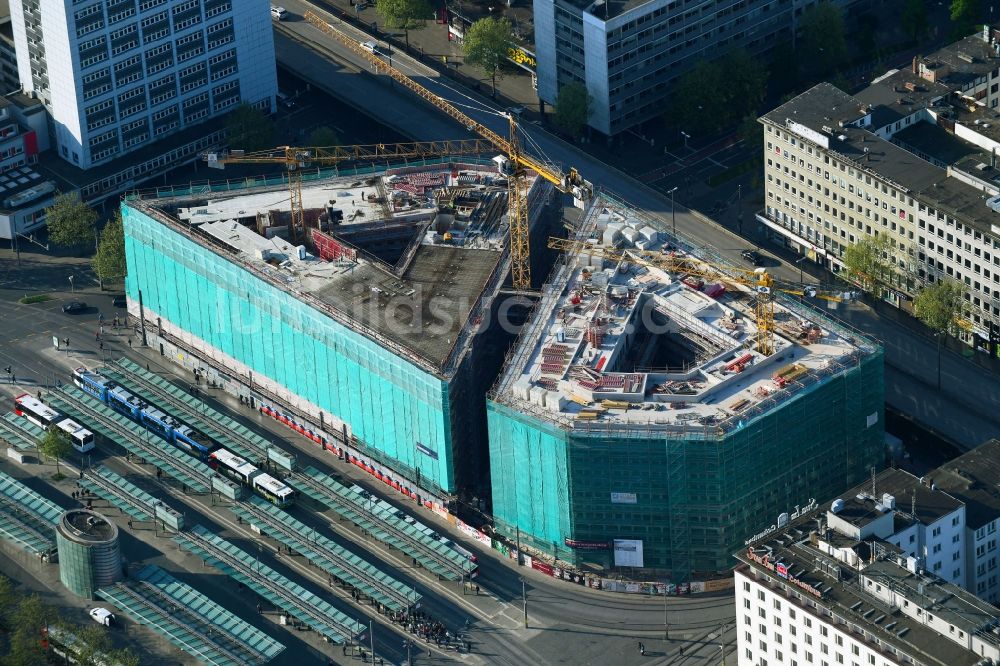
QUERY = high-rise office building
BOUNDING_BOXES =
[8,0,277,169]
[534,0,853,136]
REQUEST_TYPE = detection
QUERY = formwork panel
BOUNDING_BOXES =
[123,207,457,494]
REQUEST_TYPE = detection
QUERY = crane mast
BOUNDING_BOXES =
[547,237,853,356]
[302,10,591,289]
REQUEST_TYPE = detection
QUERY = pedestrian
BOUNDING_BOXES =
[679,646,685,656]
[638,642,645,656]
[127,519,133,528]
[95,332,100,341]
[9,373,14,383]
[36,391,41,400]
[128,338,132,348]
[99,342,104,351]
[474,584,479,595]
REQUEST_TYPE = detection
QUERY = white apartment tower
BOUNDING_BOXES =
[9,0,277,169]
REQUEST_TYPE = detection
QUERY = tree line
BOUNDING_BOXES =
[0,574,139,666]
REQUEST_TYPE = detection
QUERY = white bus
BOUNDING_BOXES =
[14,393,95,453]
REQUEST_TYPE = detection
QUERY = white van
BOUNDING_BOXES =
[270,5,288,20]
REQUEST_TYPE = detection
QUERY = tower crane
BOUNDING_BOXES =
[547,237,854,355]
[207,10,592,290]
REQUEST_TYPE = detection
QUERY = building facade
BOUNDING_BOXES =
[123,161,552,507]
[0,95,55,240]
[534,0,852,136]
[927,439,1000,604]
[735,506,1000,666]
[759,28,1000,351]
[8,0,277,169]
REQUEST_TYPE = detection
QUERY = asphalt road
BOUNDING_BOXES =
[0,275,736,665]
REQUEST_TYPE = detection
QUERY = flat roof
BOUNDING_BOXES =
[135,164,519,376]
[833,468,964,528]
[893,122,979,164]
[931,439,1000,529]
[491,195,875,433]
[60,509,117,542]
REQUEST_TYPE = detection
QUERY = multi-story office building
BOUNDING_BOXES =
[0,1,21,94]
[927,439,1000,604]
[758,27,1000,351]
[8,0,277,170]
[735,519,1000,666]
[534,0,853,136]
[825,469,968,589]
[0,94,56,240]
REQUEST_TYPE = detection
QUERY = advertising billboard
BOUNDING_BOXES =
[613,539,644,568]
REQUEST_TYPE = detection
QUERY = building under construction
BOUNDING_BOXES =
[122,159,556,505]
[487,195,885,580]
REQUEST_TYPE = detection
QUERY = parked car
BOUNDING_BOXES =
[62,301,87,314]
[276,91,295,109]
[88,607,114,627]
[741,250,763,266]
[270,5,288,20]
[112,295,126,308]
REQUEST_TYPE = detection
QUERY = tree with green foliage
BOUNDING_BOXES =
[667,50,766,137]
[111,649,142,666]
[668,59,725,137]
[553,81,591,139]
[7,594,57,666]
[92,211,126,287]
[722,49,767,120]
[375,0,431,48]
[463,17,513,98]
[914,278,967,388]
[0,575,16,631]
[901,0,929,41]
[950,0,983,38]
[739,115,764,155]
[37,426,73,475]
[68,624,117,666]
[843,234,893,297]
[307,126,340,147]
[224,103,274,152]
[44,192,98,249]
[799,1,847,77]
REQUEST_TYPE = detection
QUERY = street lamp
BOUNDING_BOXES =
[68,275,75,293]
[719,643,727,666]
[520,577,527,628]
[680,131,690,150]
[667,186,679,240]
[795,255,808,284]
[663,590,669,641]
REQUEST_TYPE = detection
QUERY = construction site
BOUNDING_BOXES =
[487,195,886,580]
[122,157,558,506]
[116,12,888,583]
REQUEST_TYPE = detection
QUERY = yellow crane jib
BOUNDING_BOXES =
[302,8,591,289]
[545,237,851,356]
